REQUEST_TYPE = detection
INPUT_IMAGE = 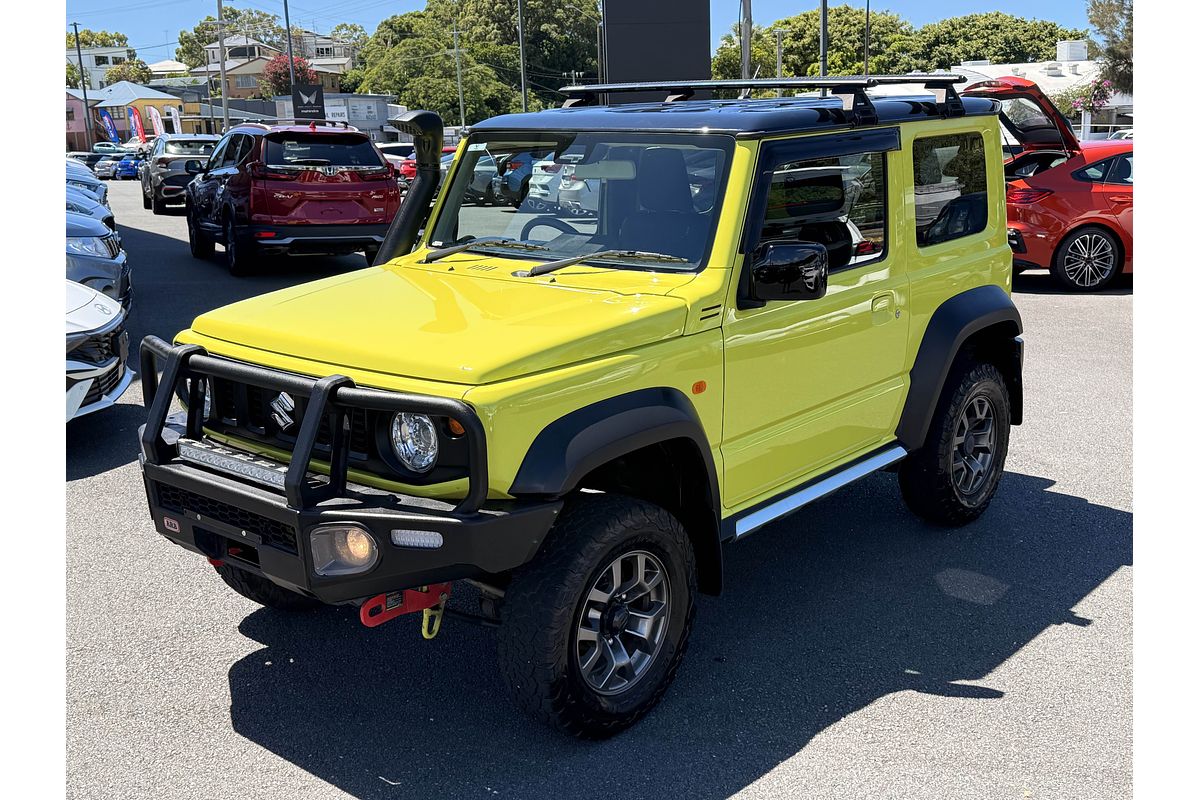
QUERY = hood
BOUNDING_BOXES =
[65,188,103,213]
[963,76,1080,154]
[190,263,689,385]
[66,280,122,333]
[67,211,110,238]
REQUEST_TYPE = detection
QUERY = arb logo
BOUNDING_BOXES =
[163,516,181,533]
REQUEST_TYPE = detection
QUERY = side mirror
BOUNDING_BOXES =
[183,159,204,175]
[749,242,829,303]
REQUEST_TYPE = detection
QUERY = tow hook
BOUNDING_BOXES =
[359,583,452,637]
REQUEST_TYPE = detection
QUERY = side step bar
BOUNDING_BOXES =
[732,445,907,540]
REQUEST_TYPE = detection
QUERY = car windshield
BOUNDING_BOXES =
[264,132,384,167]
[428,131,734,271]
[165,139,217,156]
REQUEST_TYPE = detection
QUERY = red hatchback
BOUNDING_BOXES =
[184,122,400,275]
[965,77,1133,291]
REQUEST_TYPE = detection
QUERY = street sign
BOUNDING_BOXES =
[292,84,326,120]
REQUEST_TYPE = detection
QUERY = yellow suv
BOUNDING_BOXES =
[139,75,1023,738]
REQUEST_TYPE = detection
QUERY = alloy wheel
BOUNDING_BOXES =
[575,550,671,696]
[1062,232,1116,288]
[951,394,996,499]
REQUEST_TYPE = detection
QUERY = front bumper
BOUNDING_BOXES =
[138,337,562,605]
[67,363,133,421]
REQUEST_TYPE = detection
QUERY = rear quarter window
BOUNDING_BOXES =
[913,132,989,247]
[165,140,217,156]
[265,133,384,167]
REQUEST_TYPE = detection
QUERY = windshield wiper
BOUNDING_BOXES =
[518,249,689,277]
[422,237,549,263]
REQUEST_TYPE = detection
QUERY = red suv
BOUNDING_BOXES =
[964,77,1133,291]
[183,122,400,275]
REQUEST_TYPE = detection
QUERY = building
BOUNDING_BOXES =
[69,81,186,144]
[147,59,189,78]
[952,40,1133,140]
[273,93,398,141]
[67,46,137,90]
[66,89,98,150]
[296,29,357,75]
[190,34,340,99]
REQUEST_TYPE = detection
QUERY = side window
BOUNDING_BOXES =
[751,150,887,271]
[207,136,230,170]
[1107,154,1132,185]
[1074,157,1113,183]
[913,132,988,247]
[223,134,250,167]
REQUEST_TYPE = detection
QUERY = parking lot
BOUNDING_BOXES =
[67,180,1131,799]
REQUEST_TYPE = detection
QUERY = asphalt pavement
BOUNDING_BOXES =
[66,180,1132,800]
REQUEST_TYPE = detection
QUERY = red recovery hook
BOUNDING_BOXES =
[359,583,452,628]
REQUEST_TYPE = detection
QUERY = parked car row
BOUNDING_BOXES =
[65,156,133,422]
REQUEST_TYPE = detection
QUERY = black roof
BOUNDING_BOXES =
[471,75,999,138]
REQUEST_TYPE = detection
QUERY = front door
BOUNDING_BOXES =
[721,131,910,510]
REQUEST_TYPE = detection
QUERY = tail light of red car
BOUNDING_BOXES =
[1006,186,1053,204]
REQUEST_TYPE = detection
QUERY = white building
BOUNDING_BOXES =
[67,46,137,90]
[952,41,1133,139]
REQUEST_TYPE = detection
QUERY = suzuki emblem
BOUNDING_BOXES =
[269,391,296,431]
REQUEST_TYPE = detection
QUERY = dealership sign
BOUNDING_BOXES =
[292,84,326,120]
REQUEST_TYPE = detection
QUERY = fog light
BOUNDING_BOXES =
[390,529,444,549]
[310,524,379,576]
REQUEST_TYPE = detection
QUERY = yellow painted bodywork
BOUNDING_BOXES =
[177,113,1011,515]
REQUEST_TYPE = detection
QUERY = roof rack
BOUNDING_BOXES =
[275,118,358,130]
[559,74,967,125]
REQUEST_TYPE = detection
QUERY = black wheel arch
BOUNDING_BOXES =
[510,387,724,595]
[897,284,1024,451]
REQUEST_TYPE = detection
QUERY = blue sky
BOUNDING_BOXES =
[65,1,1090,63]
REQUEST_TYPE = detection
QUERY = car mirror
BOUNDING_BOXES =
[183,159,204,175]
[749,242,829,303]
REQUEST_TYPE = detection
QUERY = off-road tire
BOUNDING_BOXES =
[899,360,1011,526]
[1052,225,1121,292]
[214,562,323,612]
[497,494,696,738]
[223,214,251,276]
[187,207,214,259]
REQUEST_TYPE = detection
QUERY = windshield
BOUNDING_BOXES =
[165,139,217,156]
[264,133,384,167]
[428,131,734,271]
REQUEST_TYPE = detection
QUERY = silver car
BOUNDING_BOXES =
[67,165,108,206]
[140,134,220,214]
[93,155,122,179]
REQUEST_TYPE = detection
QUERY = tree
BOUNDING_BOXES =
[67,29,128,49]
[259,54,318,97]
[1088,0,1132,93]
[67,61,81,88]
[713,5,916,84]
[176,6,290,68]
[908,12,1088,70]
[330,23,368,51]
[104,59,153,85]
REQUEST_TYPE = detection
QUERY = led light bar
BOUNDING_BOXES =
[177,438,289,489]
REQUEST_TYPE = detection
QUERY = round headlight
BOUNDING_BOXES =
[390,412,438,473]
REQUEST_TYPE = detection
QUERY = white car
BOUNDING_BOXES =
[527,153,583,211]
[66,280,133,422]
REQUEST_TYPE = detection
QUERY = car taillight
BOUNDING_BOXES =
[156,157,172,167]
[542,163,563,173]
[507,160,525,171]
[854,240,881,256]
[1007,187,1053,204]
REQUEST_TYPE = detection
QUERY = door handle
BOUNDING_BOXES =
[1110,194,1132,205]
[871,292,896,325]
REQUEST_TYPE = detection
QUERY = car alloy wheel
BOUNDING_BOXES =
[1062,232,1116,288]
[574,549,671,696]
[951,394,996,501]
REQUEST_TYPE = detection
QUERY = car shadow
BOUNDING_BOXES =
[225,471,1130,798]
[1013,269,1133,296]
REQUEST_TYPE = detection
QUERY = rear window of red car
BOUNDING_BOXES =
[264,133,383,168]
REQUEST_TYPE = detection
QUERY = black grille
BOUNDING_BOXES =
[155,482,298,554]
[73,323,126,365]
[212,378,372,459]
[82,363,124,406]
[102,234,121,258]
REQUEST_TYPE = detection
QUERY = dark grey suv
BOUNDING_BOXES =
[140,134,220,214]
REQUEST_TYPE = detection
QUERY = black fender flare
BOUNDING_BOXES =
[896,284,1024,450]
[510,387,725,594]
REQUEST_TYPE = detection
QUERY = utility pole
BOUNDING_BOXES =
[282,0,297,92]
[864,0,871,76]
[71,22,93,150]
[819,0,828,78]
[453,26,465,128]
[775,28,784,97]
[517,0,528,112]
[740,0,753,80]
[215,0,230,131]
